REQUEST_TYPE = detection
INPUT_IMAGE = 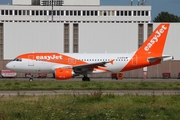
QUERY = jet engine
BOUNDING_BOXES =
[54,68,74,80]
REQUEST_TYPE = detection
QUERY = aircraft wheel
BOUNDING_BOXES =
[29,78,33,81]
[82,76,90,81]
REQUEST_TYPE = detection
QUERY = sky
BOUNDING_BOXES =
[101,0,180,20]
[0,0,180,20]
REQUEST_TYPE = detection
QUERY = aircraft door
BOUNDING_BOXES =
[132,55,138,66]
[68,58,76,64]
[28,55,34,66]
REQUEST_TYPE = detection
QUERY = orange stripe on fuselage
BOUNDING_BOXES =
[17,53,87,65]
[17,53,109,72]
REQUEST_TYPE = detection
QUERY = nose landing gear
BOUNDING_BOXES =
[25,73,33,81]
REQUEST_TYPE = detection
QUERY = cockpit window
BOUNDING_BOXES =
[13,58,22,62]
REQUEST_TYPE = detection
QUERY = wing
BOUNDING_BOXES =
[148,55,174,63]
[72,59,114,74]
[74,61,108,68]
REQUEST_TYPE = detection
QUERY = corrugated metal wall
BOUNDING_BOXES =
[4,23,64,59]
[147,61,180,78]
[79,23,138,53]
[2,22,180,79]
[4,23,180,60]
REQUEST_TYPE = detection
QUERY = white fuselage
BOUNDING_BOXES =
[6,53,135,74]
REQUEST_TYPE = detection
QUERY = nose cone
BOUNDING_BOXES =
[6,62,13,70]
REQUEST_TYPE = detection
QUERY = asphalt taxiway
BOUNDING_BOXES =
[0,90,180,97]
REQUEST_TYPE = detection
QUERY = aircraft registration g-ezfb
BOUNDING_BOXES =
[6,23,173,81]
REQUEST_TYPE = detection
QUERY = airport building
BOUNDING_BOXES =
[0,0,180,78]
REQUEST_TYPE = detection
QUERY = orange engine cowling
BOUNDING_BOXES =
[55,68,73,80]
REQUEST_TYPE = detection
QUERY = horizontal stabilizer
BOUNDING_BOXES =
[148,55,174,63]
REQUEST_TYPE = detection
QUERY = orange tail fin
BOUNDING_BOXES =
[137,23,170,56]
[121,23,170,72]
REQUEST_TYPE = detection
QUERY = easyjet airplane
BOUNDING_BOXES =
[6,23,173,81]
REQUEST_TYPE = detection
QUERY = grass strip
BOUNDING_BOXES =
[0,79,180,90]
[0,92,180,120]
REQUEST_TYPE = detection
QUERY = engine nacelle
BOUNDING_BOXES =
[55,68,74,80]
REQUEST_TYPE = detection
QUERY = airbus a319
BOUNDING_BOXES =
[6,23,173,81]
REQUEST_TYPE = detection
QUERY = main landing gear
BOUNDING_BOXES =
[29,76,33,81]
[82,75,90,81]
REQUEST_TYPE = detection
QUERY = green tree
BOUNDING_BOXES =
[153,12,180,22]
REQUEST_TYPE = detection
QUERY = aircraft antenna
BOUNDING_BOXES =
[141,0,146,5]
[50,0,64,22]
